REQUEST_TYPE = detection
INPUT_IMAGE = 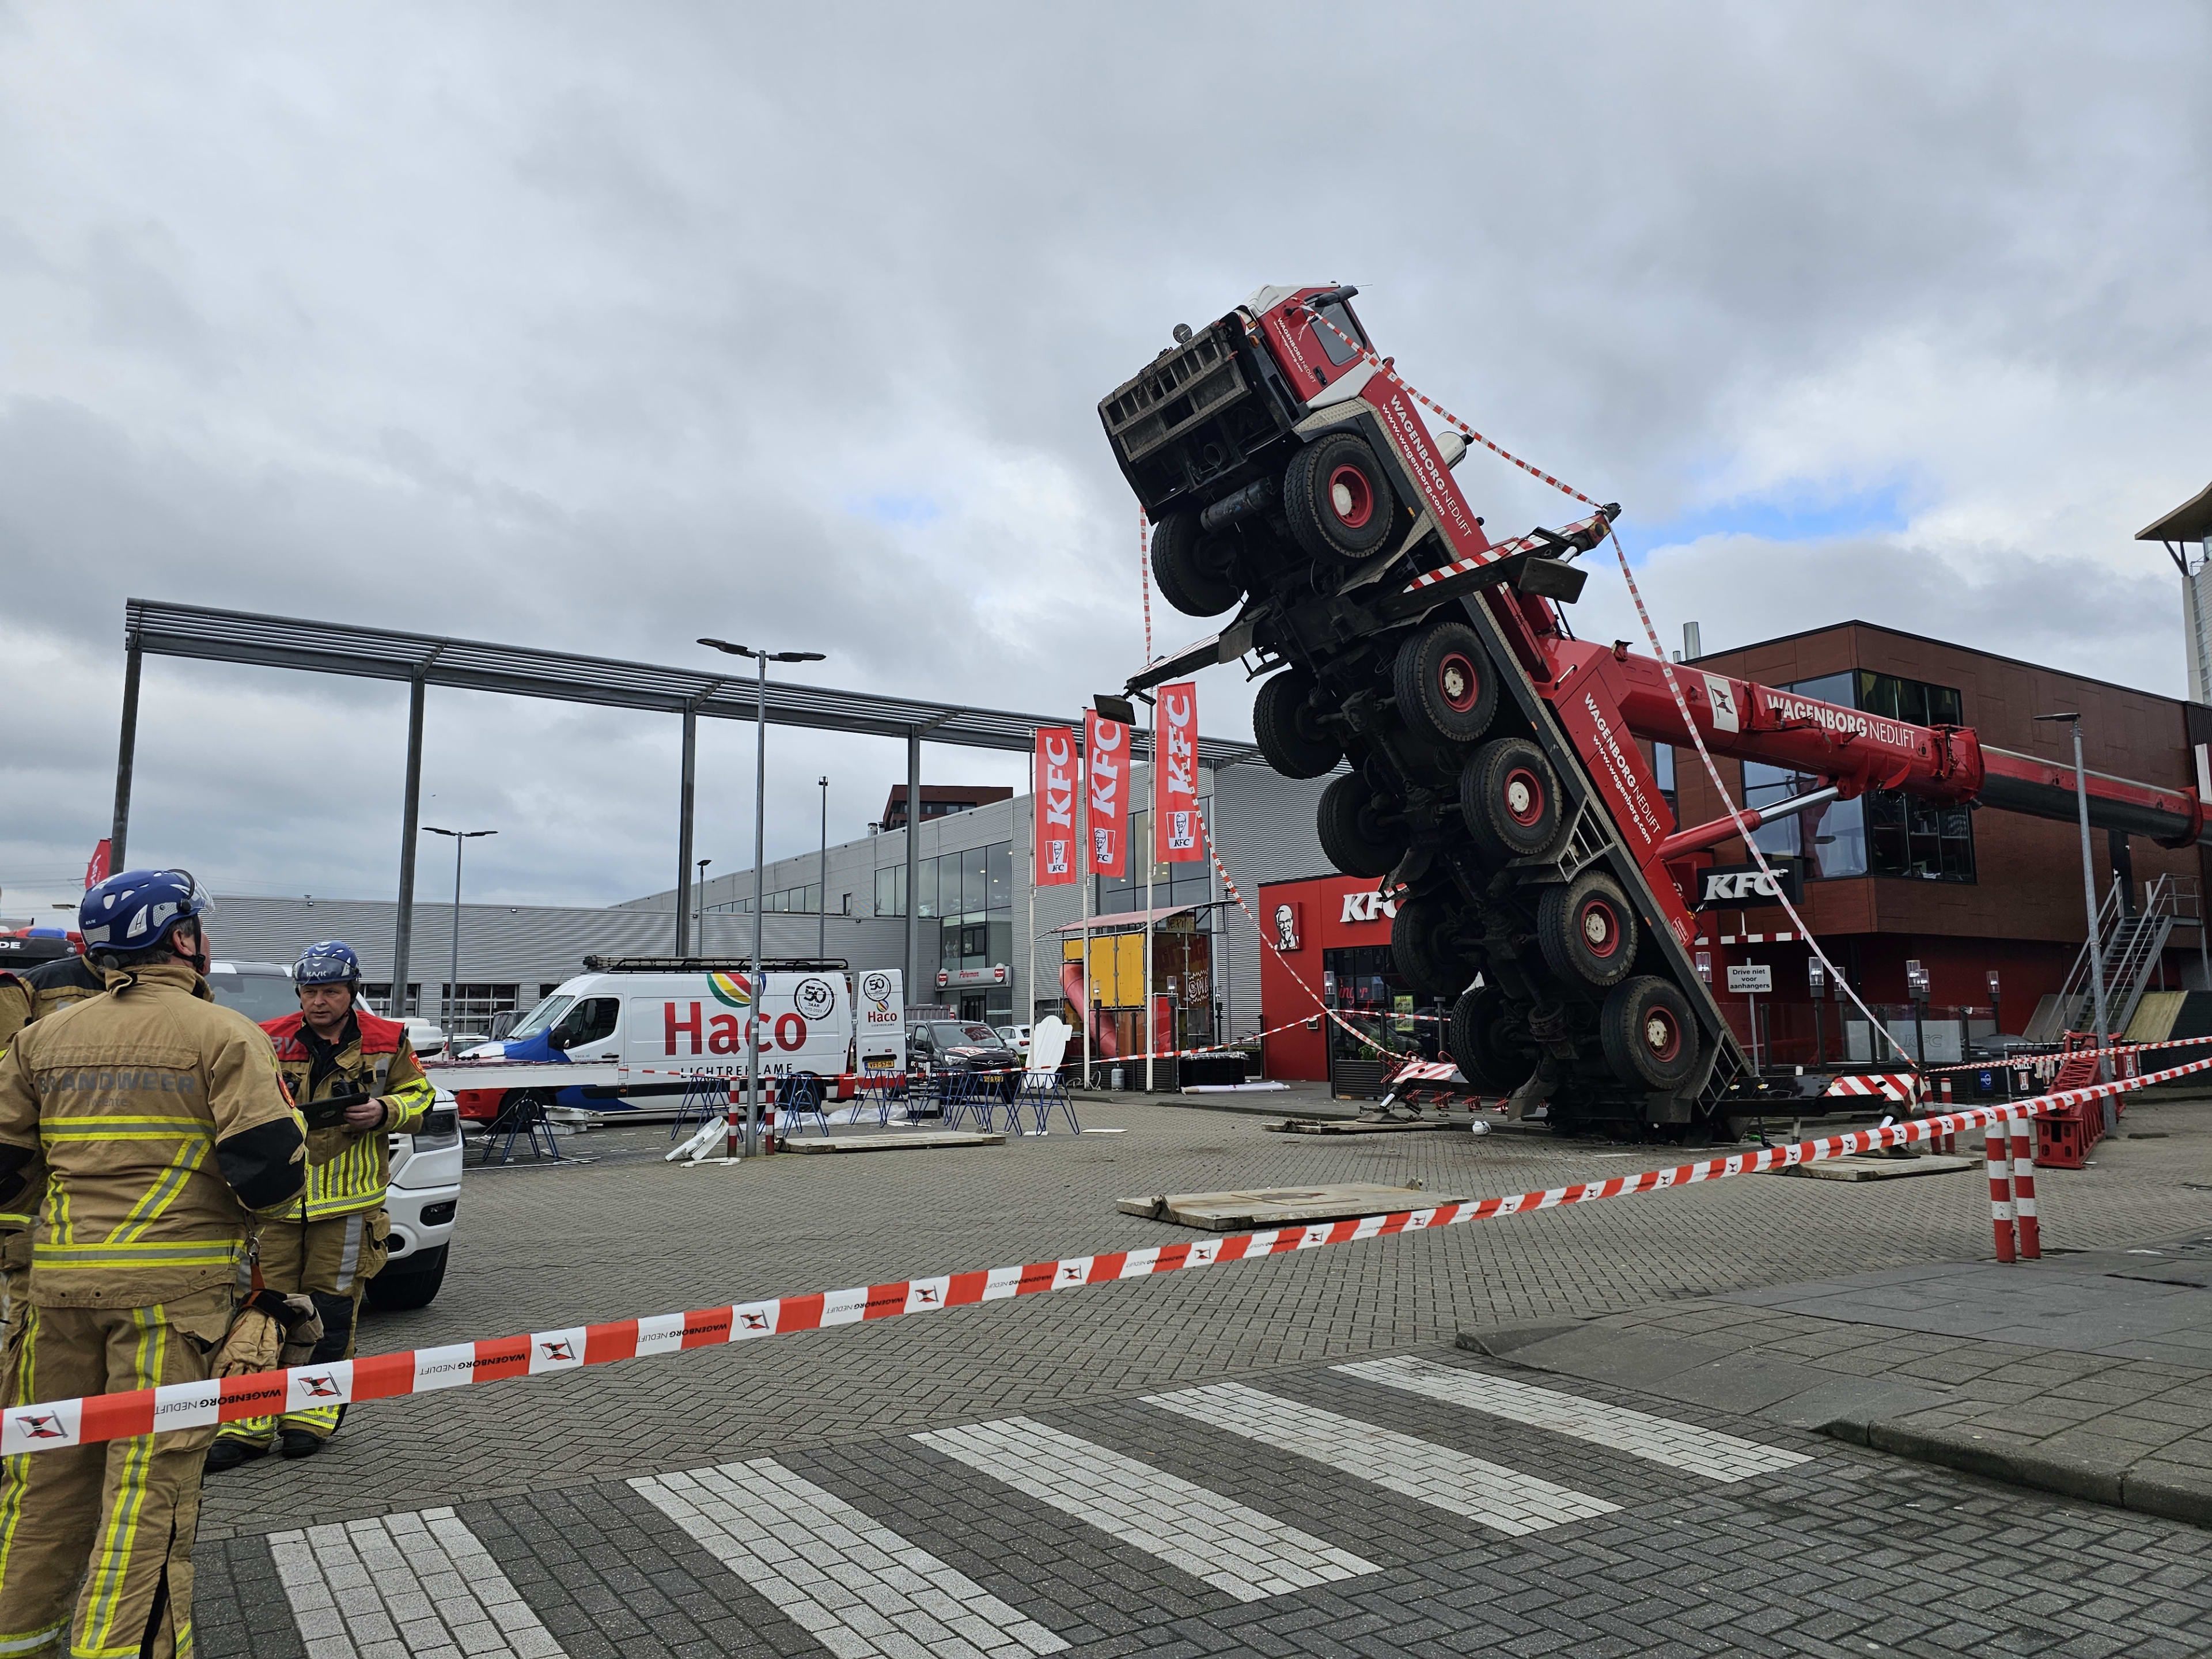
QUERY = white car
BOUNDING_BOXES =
[995,1024,1032,1059]
[369,1086,463,1310]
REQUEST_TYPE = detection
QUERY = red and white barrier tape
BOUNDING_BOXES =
[1922,1028,2212,1077]
[10,1047,2206,1458]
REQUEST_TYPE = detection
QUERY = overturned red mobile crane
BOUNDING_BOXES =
[1103,285,2207,1132]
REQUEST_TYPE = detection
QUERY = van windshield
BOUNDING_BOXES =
[507,994,575,1040]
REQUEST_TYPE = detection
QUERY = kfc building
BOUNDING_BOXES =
[1257,873,1447,1094]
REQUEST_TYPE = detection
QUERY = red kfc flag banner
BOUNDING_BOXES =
[1032,726,1078,887]
[1154,680,1202,865]
[85,839,112,889]
[1084,711,1129,877]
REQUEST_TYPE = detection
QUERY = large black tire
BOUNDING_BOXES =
[1283,431,1399,561]
[1447,986,1536,1095]
[1149,511,1243,618]
[365,1244,448,1312]
[1536,869,1639,990]
[1461,737,1569,863]
[1391,895,1478,998]
[1393,620,1497,747]
[1252,669,1341,778]
[1316,773,1407,878]
[1599,976,1700,1090]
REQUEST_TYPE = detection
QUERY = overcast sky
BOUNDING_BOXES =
[3,2,2207,919]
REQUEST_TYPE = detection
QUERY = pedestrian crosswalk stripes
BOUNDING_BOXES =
[631,1458,1068,1659]
[267,1507,566,1659]
[1141,1381,1620,1535]
[912,1415,1381,1602]
[249,1357,1820,1658]
[1336,1354,1813,1482]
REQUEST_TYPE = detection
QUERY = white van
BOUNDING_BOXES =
[455,959,855,1120]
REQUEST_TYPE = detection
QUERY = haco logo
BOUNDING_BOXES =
[664,1003,808,1055]
[858,972,897,1018]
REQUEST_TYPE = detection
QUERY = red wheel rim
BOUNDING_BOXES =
[1580,899,1621,958]
[1501,766,1546,827]
[1327,464,1374,529]
[1437,651,1481,713]
[1643,1005,1682,1063]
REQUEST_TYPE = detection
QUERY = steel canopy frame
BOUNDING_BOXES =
[111,599,1259,1018]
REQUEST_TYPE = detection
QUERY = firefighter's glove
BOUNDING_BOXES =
[215,1290,325,1377]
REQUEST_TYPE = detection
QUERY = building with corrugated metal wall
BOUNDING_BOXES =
[214,760,1342,1043]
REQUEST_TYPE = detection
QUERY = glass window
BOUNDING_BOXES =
[1743,760,1806,859]
[206,967,301,1024]
[507,994,574,1040]
[874,865,904,917]
[1313,301,1364,366]
[964,846,987,916]
[988,918,1012,968]
[986,842,1012,911]
[803,884,821,913]
[916,855,938,919]
[1789,671,1855,709]
[1650,744,1676,815]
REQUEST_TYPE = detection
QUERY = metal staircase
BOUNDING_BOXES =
[2046,873,2195,1038]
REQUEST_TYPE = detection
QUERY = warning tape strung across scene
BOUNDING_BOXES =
[1921,1028,2212,1077]
[10,1048,2207,1459]
[1297,305,1921,1080]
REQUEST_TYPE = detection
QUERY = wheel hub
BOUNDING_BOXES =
[1582,906,1613,949]
[1503,770,1543,824]
[1438,652,1478,711]
[1644,1012,1678,1059]
[1328,464,1374,528]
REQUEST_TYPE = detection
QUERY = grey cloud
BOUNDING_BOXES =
[0,1,2205,909]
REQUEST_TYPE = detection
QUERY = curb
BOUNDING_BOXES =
[1836,1419,2212,1529]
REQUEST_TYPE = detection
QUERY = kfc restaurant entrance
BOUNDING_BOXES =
[1258,874,1447,1096]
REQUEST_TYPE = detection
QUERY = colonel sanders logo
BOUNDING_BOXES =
[1273,903,1300,952]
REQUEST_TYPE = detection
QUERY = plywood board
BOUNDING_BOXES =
[1117,1183,1467,1230]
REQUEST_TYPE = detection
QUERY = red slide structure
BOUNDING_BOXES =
[1102,285,2206,1132]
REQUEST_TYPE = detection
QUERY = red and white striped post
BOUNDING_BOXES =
[1984,1123,2017,1263]
[2009,1116,2041,1259]
[1938,1079,1954,1152]
[725,1077,744,1160]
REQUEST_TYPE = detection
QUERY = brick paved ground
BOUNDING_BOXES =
[180,1091,2212,1656]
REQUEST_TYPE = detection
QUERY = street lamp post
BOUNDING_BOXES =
[422,827,496,1056]
[700,638,826,1156]
[2035,711,2115,1087]
[695,857,712,950]
[817,776,830,959]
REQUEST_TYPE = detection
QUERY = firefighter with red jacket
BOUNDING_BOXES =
[207,940,434,1467]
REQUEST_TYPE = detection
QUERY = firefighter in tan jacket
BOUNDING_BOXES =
[209,940,433,1468]
[0,870,306,1659]
[0,952,99,1349]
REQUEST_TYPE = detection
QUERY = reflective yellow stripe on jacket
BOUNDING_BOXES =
[29,1115,238,1279]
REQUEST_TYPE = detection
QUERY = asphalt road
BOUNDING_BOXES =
[188,1092,2212,1657]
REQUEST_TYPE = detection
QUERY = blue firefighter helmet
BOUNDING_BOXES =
[293,941,363,986]
[79,869,211,956]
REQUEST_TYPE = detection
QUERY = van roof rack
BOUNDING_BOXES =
[579,955,851,974]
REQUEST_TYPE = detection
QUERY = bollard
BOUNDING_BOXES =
[725,1080,744,1160]
[1984,1124,2017,1263]
[763,1099,779,1156]
[2009,1116,2040,1259]
[1938,1080,1954,1151]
